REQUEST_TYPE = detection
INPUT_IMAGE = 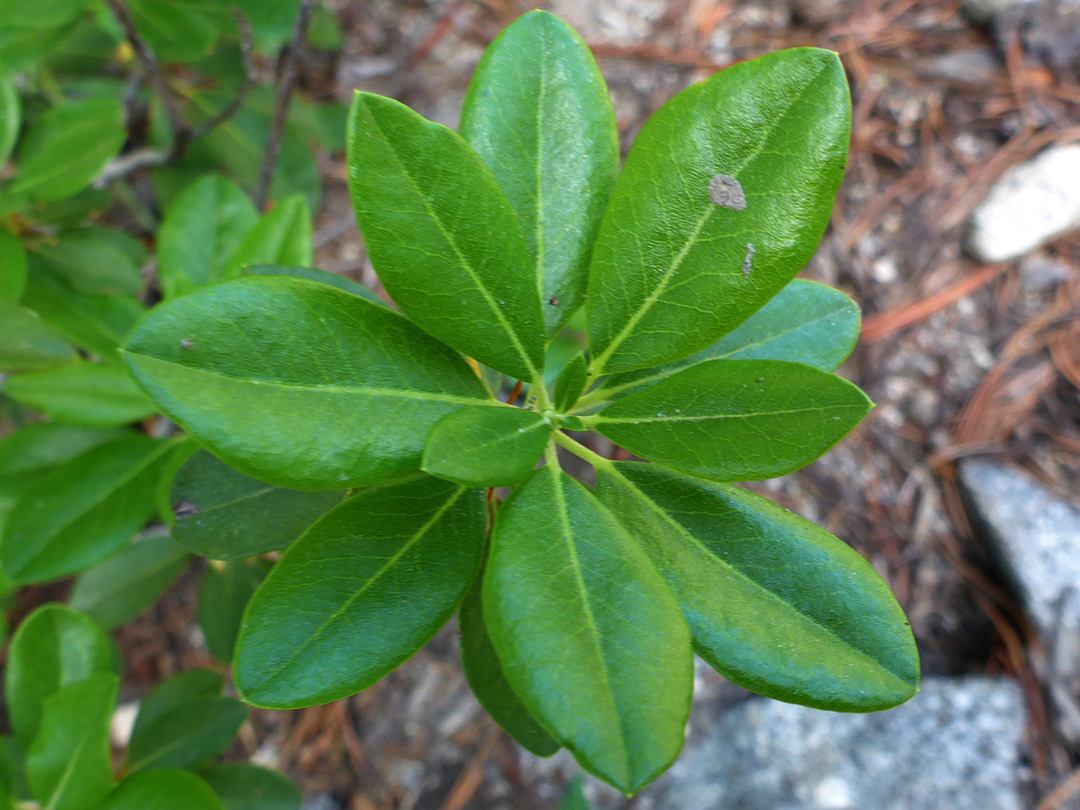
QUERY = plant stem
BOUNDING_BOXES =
[553,430,612,470]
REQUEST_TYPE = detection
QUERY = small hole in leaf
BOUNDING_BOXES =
[709,174,746,210]
[180,338,194,349]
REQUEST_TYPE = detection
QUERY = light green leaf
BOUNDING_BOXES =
[588,359,872,481]
[30,227,146,297]
[595,462,920,710]
[98,770,227,810]
[0,423,128,478]
[200,763,300,810]
[1,435,174,584]
[221,195,312,278]
[589,280,861,404]
[553,352,588,413]
[0,21,76,74]
[242,264,385,306]
[0,229,27,301]
[171,450,344,559]
[586,48,851,374]
[422,406,550,487]
[484,465,692,793]
[236,475,485,708]
[0,77,19,167]
[347,91,545,381]
[0,300,78,371]
[4,604,113,746]
[461,10,618,336]
[26,674,116,810]
[69,533,191,628]
[3,362,157,427]
[197,559,270,662]
[458,575,559,757]
[122,276,496,490]
[158,175,258,298]
[11,98,126,202]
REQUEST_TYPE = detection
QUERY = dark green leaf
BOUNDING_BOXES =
[30,227,146,296]
[461,10,618,336]
[243,264,385,305]
[69,533,191,628]
[4,603,113,746]
[0,77,19,167]
[306,5,342,53]
[422,406,549,487]
[0,422,128,478]
[122,276,496,489]
[347,91,545,380]
[236,475,485,708]
[553,352,588,413]
[558,776,590,810]
[201,764,299,810]
[0,0,94,28]
[0,736,30,805]
[128,0,220,63]
[1,436,174,583]
[595,462,920,710]
[0,229,26,301]
[3,362,157,427]
[588,359,872,481]
[586,48,850,374]
[197,559,271,662]
[0,20,76,73]
[221,195,312,277]
[589,280,861,404]
[12,98,125,201]
[26,673,116,810]
[158,175,258,298]
[484,465,692,793]
[0,300,78,370]
[171,450,344,559]
[459,575,559,757]
[98,770,227,810]
[134,669,224,728]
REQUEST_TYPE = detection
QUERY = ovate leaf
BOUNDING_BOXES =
[484,465,692,792]
[236,475,485,708]
[595,462,920,710]
[422,406,550,487]
[197,559,271,662]
[347,91,545,380]
[3,362,157,427]
[200,764,300,810]
[586,49,850,374]
[122,276,495,489]
[98,770,227,810]
[221,195,312,278]
[461,10,618,335]
[0,229,27,300]
[0,76,19,166]
[589,359,872,481]
[0,300,78,370]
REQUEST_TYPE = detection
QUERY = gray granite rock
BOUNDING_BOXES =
[646,678,1025,810]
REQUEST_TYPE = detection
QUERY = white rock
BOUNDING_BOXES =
[966,144,1080,262]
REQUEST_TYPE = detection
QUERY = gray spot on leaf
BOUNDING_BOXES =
[709,174,747,210]
[742,243,756,275]
[173,501,199,519]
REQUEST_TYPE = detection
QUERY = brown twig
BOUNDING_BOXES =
[190,9,256,140]
[1036,765,1080,810]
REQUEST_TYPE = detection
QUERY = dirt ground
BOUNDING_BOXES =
[113,1,1080,808]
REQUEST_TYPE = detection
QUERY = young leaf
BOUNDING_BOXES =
[0,76,19,167]
[158,174,259,298]
[200,763,300,810]
[5,604,113,746]
[1,436,174,584]
[98,770,227,810]
[422,406,550,487]
[30,227,146,297]
[484,465,692,793]
[596,463,920,710]
[586,49,851,374]
[198,559,271,662]
[236,475,485,708]
[588,359,872,481]
[458,576,559,757]
[69,533,191,629]
[0,229,26,301]
[553,352,589,413]
[171,450,345,559]
[242,264,385,305]
[0,300,78,370]
[590,279,861,403]
[3,362,157,427]
[11,98,126,201]
[221,194,312,278]
[26,674,117,810]
[122,276,496,489]
[461,10,618,336]
[346,91,545,380]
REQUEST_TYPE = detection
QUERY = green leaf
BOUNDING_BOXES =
[69,533,191,629]
[236,475,485,708]
[30,227,146,297]
[11,98,126,202]
[5,604,113,746]
[0,300,78,371]
[595,462,920,710]
[586,48,851,375]
[200,764,300,810]
[0,229,26,301]
[0,20,76,74]
[243,264,385,305]
[1,435,174,584]
[458,575,559,757]
[98,770,227,810]
[122,276,495,489]
[157,175,258,299]
[347,91,545,380]
[590,279,861,404]
[0,736,29,805]
[422,406,550,487]
[484,465,692,793]
[0,77,19,167]
[0,0,94,28]
[134,669,223,726]
[461,10,618,336]
[221,195,312,278]
[553,352,588,413]
[128,0,221,62]
[558,776,590,810]
[588,359,872,481]
[171,450,345,559]
[0,423,128,478]
[26,674,116,810]
[3,362,157,427]
[197,559,270,662]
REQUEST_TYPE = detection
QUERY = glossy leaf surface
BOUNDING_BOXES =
[595,463,920,710]
[0,229,26,301]
[198,559,270,662]
[200,764,300,810]
[98,770,227,810]
[347,91,545,380]
[0,301,77,370]
[590,359,872,481]
[422,406,549,487]
[122,276,495,490]
[3,362,157,427]
[461,10,618,335]
[484,465,692,792]
[586,49,850,374]
[236,476,485,708]
[221,195,312,277]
